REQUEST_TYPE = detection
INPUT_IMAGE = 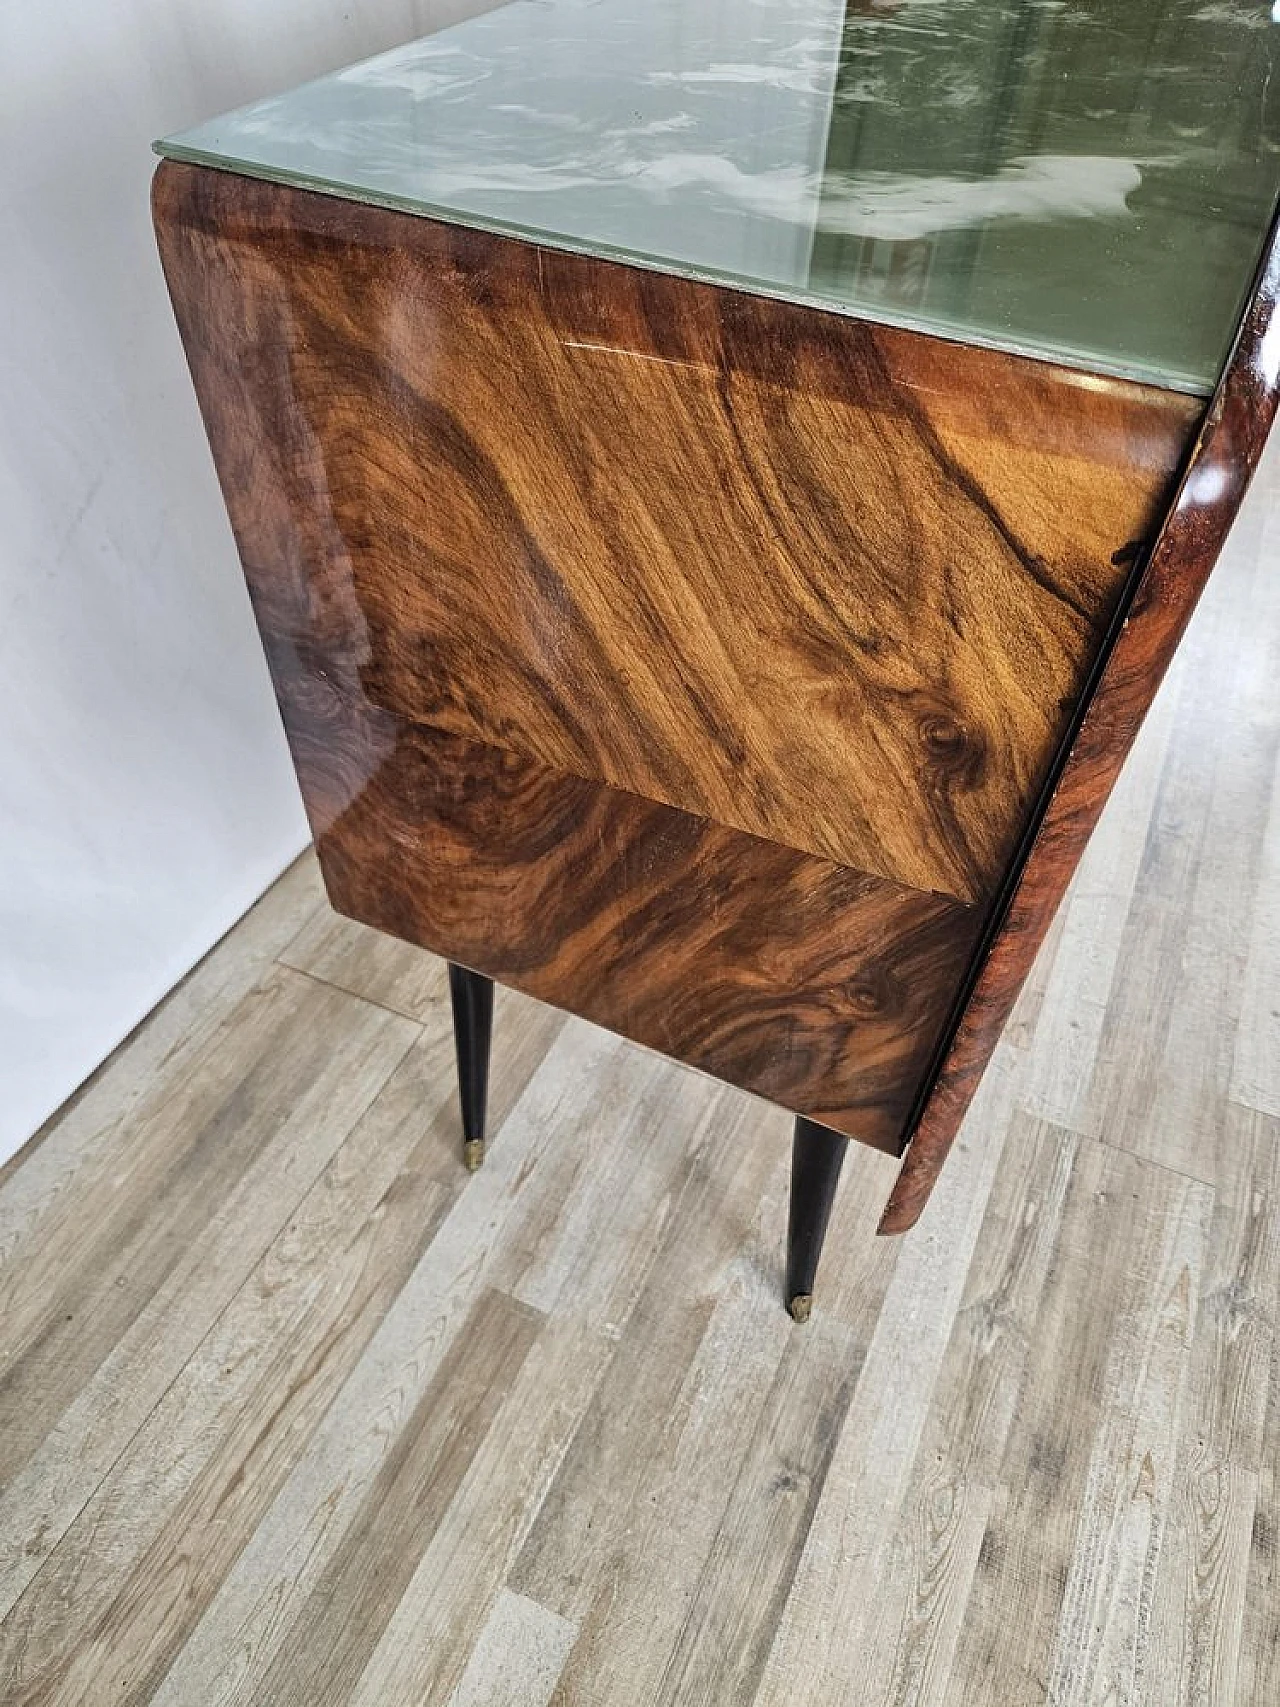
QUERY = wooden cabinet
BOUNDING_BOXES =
[154,0,1280,1309]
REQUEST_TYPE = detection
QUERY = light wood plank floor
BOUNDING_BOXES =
[3,445,1279,1705]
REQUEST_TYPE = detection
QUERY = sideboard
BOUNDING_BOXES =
[154,0,1280,1315]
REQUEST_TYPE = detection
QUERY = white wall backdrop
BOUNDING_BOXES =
[0,1,493,1164]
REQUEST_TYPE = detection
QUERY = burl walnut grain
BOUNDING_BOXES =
[320,722,984,1151]
[152,159,1231,1201]
[152,164,1195,906]
[880,205,1280,1231]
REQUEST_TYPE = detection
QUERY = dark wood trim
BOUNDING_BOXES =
[879,201,1280,1234]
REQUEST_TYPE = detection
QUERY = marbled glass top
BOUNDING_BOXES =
[158,0,1280,394]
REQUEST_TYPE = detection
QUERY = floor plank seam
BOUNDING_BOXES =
[1026,1107,1277,1205]
[274,956,442,1028]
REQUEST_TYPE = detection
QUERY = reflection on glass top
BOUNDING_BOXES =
[158,0,1280,394]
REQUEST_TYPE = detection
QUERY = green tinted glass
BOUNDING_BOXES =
[158,0,1280,394]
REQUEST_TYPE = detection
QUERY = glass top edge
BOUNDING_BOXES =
[154,0,1280,403]
[152,144,1214,400]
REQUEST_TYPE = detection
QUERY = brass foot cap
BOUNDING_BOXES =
[788,1293,813,1324]
[464,1137,486,1172]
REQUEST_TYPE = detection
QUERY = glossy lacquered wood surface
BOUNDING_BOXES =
[881,206,1280,1232]
[153,157,1217,1190]
[151,163,1196,908]
[316,722,981,1151]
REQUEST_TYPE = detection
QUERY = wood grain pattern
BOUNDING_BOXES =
[0,1022,460,1702]
[151,161,1196,907]
[317,719,981,1152]
[10,303,1280,1694]
[142,1026,771,1707]
[253,1286,542,1707]
[881,204,1280,1233]
[3,705,1278,1706]
[443,1590,575,1707]
[0,966,415,1575]
[150,157,1214,1178]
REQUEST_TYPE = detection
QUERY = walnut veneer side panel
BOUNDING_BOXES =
[152,160,991,1152]
[315,721,983,1151]
[882,208,1280,1232]
[151,162,1198,908]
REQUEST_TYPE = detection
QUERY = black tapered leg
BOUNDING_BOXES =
[785,1116,848,1322]
[448,963,494,1171]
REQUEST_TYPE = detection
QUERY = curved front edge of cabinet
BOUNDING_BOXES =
[879,201,1280,1235]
